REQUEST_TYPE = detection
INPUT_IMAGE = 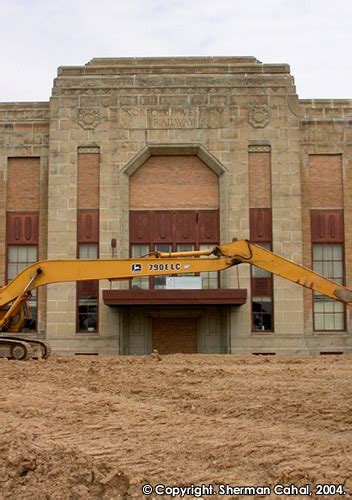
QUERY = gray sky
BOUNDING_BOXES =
[0,0,351,102]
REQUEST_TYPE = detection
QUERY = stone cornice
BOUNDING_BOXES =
[57,63,291,77]
[56,57,291,78]
[0,102,50,122]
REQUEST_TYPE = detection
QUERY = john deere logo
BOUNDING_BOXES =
[132,263,142,273]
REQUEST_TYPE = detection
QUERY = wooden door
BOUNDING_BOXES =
[152,317,198,354]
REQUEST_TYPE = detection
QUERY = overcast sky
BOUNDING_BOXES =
[0,0,351,102]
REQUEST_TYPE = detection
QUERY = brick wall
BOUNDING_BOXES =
[7,157,40,210]
[248,152,271,208]
[77,152,100,209]
[130,155,219,210]
[309,155,343,208]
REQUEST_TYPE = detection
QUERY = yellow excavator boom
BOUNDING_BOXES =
[1,239,352,309]
[0,240,351,359]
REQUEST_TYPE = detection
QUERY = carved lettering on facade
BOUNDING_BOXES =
[118,107,229,129]
[148,108,198,129]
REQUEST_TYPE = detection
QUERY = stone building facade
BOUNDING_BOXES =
[0,56,351,355]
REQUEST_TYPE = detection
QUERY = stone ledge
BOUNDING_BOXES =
[57,58,291,77]
[58,65,291,76]
[0,102,49,109]
[300,99,352,106]
[301,118,352,124]
[87,56,260,66]
[299,98,352,121]
[0,102,50,123]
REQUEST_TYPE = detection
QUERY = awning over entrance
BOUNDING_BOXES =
[102,289,247,306]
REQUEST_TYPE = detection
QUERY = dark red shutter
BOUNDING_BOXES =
[7,212,39,244]
[77,280,99,297]
[311,210,344,243]
[251,278,272,296]
[153,211,173,243]
[130,211,151,243]
[77,210,99,243]
[130,209,219,246]
[198,210,219,243]
[250,208,272,242]
[175,211,197,242]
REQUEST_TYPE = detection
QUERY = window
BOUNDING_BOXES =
[131,244,149,289]
[312,244,345,331]
[77,243,98,333]
[79,243,98,259]
[7,245,37,327]
[154,243,172,289]
[251,243,273,332]
[130,210,219,290]
[251,242,271,278]
[199,243,219,289]
[177,244,195,278]
[252,296,273,331]
[177,244,195,253]
[7,245,37,280]
[130,242,219,290]
[77,297,98,331]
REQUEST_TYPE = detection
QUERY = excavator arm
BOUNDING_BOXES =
[0,239,351,359]
[213,240,352,304]
[0,255,233,310]
[1,239,352,312]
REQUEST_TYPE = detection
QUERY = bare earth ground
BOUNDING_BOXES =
[0,354,351,499]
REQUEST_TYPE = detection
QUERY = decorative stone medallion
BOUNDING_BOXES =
[78,109,101,130]
[248,105,271,128]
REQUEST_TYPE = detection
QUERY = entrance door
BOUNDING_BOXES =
[152,318,198,354]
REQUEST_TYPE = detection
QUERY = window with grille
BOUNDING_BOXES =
[130,242,219,289]
[250,242,274,332]
[129,210,219,290]
[199,243,218,289]
[312,244,345,331]
[131,244,150,289]
[252,296,273,331]
[7,245,38,328]
[77,243,98,332]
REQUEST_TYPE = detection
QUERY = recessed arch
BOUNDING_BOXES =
[122,143,226,177]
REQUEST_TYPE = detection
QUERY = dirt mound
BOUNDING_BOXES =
[0,432,130,499]
[1,354,352,499]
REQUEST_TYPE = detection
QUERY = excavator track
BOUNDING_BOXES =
[0,338,33,360]
[0,336,51,360]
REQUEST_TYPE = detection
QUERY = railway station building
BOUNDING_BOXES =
[0,56,351,355]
